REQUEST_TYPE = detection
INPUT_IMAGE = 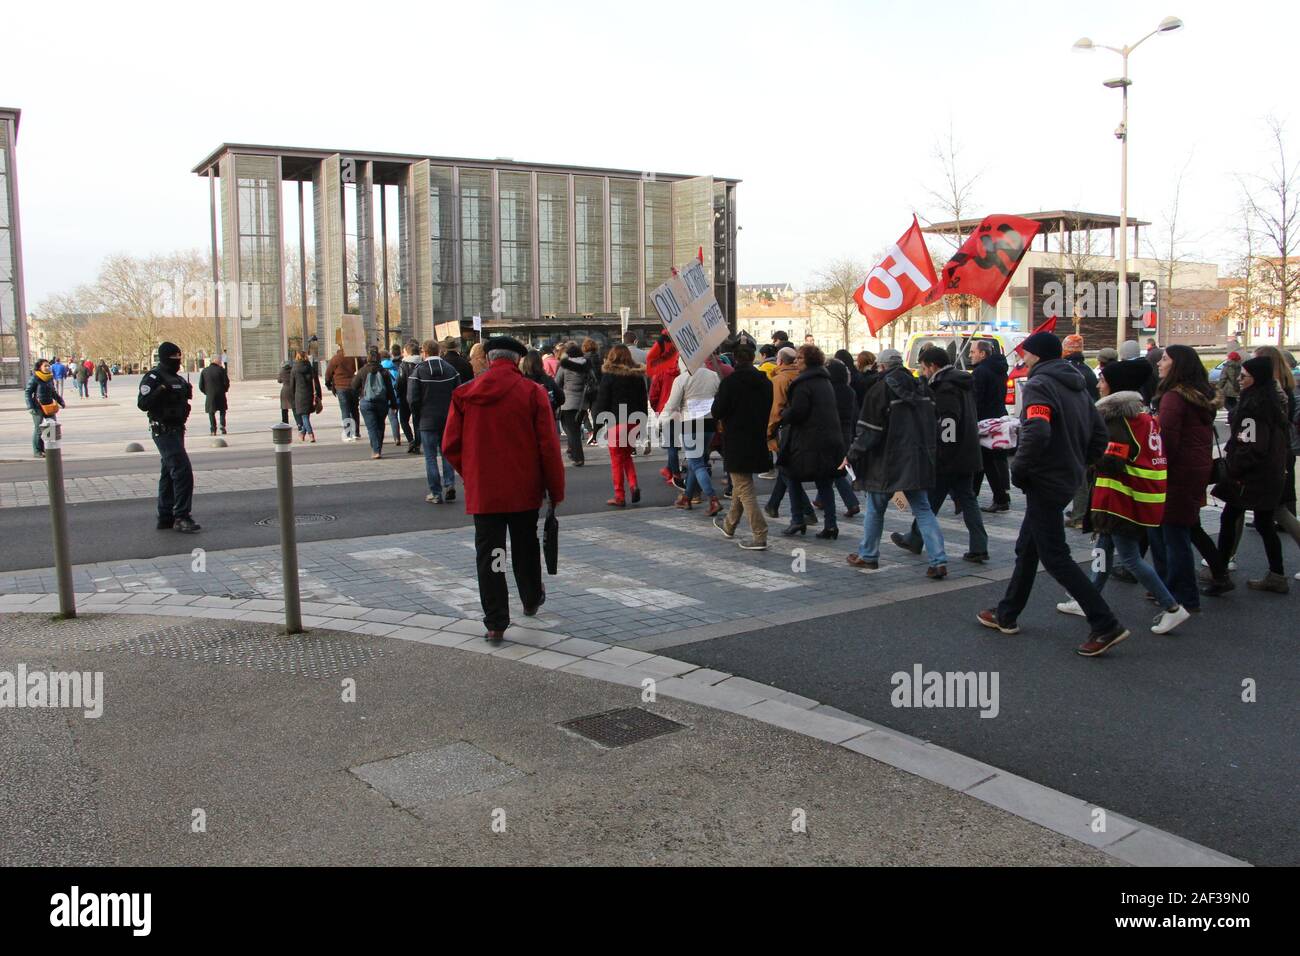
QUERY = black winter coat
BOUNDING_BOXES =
[850,365,936,494]
[1066,353,1100,402]
[407,356,461,432]
[826,360,857,447]
[442,349,474,384]
[1213,382,1289,510]
[971,352,1008,421]
[711,364,774,474]
[290,360,321,416]
[777,366,845,482]
[199,363,230,413]
[593,366,649,429]
[930,366,982,476]
[1010,359,1109,504]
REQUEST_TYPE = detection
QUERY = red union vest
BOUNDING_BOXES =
[1091,412,1167,527]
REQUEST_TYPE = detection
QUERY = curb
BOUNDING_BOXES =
[0,590,1248,867]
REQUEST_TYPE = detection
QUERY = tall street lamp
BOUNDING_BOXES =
[1073,16,1184,348]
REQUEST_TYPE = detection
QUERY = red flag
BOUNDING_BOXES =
[925,214,1042,307]
[698,246,704,264]
[1014,315,1058,355]
[853,216,939,335]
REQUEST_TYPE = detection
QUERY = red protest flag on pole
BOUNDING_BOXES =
[1013,314,1058,355]
[924,214,1042,307]
[853,216,939,335]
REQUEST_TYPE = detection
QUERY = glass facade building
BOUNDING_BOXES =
[0,108,29,388]
[194,144,739,379]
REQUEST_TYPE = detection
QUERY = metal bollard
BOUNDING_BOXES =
[42,420,76,618]
[271,423,303,634]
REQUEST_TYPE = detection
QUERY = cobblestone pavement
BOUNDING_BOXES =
[0,501,1138,651]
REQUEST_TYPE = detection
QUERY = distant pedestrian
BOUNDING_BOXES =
[1218,350,1243,414]
[351,346,398,459]
[710,341,773,550]
[443,336,565,642]
[325,347,362,442]
[381,345,405,447]
[975,332,1125,656]
[25,359,64,458]
[764,347,801,514]
[276,361,293,424]
[521,349,561,413]
[776,345,844,539]
[662,355,722,514]
[50,357,67,396]
[442,337,474,383]
[397,340,421,454]
[469,341,488,378]
[622,330,648,366]
[408,339,461,503]
[290,350,322,442]
[74,360,91,398]
[646,332,682,485]
[554,344,594,467]
[970,340,1011,513]
[541,344,560,378]
[94,359,111,398]
[200,357,231,435]
[593,344,648,507]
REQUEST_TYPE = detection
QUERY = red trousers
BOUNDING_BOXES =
[607,424,638,501]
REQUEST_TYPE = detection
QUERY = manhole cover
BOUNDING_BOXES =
[256,513,336,527]
[117,623,386,678]
[559,707,686,748]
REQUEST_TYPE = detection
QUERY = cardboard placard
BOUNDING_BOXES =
[338,314,366,356]
[650,260,727,373]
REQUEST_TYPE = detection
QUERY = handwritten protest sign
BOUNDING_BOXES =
[650,260,728,374]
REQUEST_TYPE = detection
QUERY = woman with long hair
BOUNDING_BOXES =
[290,349,322,442]
[520,348,561,412]
[580,337,602,445]
[350,346,398,458]
[1210,355,1291,593]
[1150,346,1225,607]
[593,344,649,506]
[1254,346,1300,560]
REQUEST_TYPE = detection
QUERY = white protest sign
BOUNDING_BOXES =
[650,260,728,374]
[472,314,483,332]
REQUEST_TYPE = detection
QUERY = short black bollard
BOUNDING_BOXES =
[42,420,76,618]
[271,423,303,634]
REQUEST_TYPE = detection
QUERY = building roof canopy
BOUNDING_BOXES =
[922,210,1151,236]
[193,142,740,186]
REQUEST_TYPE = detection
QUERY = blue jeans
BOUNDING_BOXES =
[388,406,401,442]
[1148,523,1199,611]
[901,473,987,556]
[420,428,456,497]
[359,400,387,454]
[1092,532,1177,609]
[833,474,860,512]
[859,490,947,566]
[293,411,314,436]
[683,426,716,498]
[790,476,837,530]
[335,387,358,439]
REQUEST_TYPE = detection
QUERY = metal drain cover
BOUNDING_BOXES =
[120,623,385,678]
[560,707,686,748]
[257,513,337,527]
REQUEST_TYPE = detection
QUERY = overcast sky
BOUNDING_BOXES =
[4,0,1296,305]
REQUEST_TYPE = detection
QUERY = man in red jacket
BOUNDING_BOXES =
[443,336,566,641]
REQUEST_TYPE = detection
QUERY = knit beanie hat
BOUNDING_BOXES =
[1021,332,1062,361]
[1099,358,1152,394]
[1242,356,1274,386]
[1062,333,1085,354]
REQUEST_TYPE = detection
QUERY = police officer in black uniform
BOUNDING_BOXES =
[138,341,201,533]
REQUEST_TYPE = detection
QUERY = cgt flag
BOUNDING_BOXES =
[925,214,1042,307]
[853,216,938,334]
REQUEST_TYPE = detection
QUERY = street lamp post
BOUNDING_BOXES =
[1073,16,1183,349]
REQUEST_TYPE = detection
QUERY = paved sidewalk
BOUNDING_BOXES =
[0,609,1131,865]
[0,505,1103,650]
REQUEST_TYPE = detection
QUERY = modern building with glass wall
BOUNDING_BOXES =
[192,144,739,380]
[0,107,30,388]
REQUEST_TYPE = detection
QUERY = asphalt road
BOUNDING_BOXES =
[0,445,680,572]
[669,531,1300,866]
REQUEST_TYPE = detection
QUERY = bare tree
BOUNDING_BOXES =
[809,258,869,350]
[920,124,983,335]
[1221,200,1267,347]
[1242,118,1299,346]
[1052,213,1114,336]
[1146,156,1199,309]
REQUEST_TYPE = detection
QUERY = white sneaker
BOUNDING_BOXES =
[1151,605,1190,635]
[758,470,777,480]
[1294,571,1299,581]
[1056,599,1084,617]
[1229,559,1238,571]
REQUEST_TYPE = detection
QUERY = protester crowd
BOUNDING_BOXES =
[24,323,1297,654]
